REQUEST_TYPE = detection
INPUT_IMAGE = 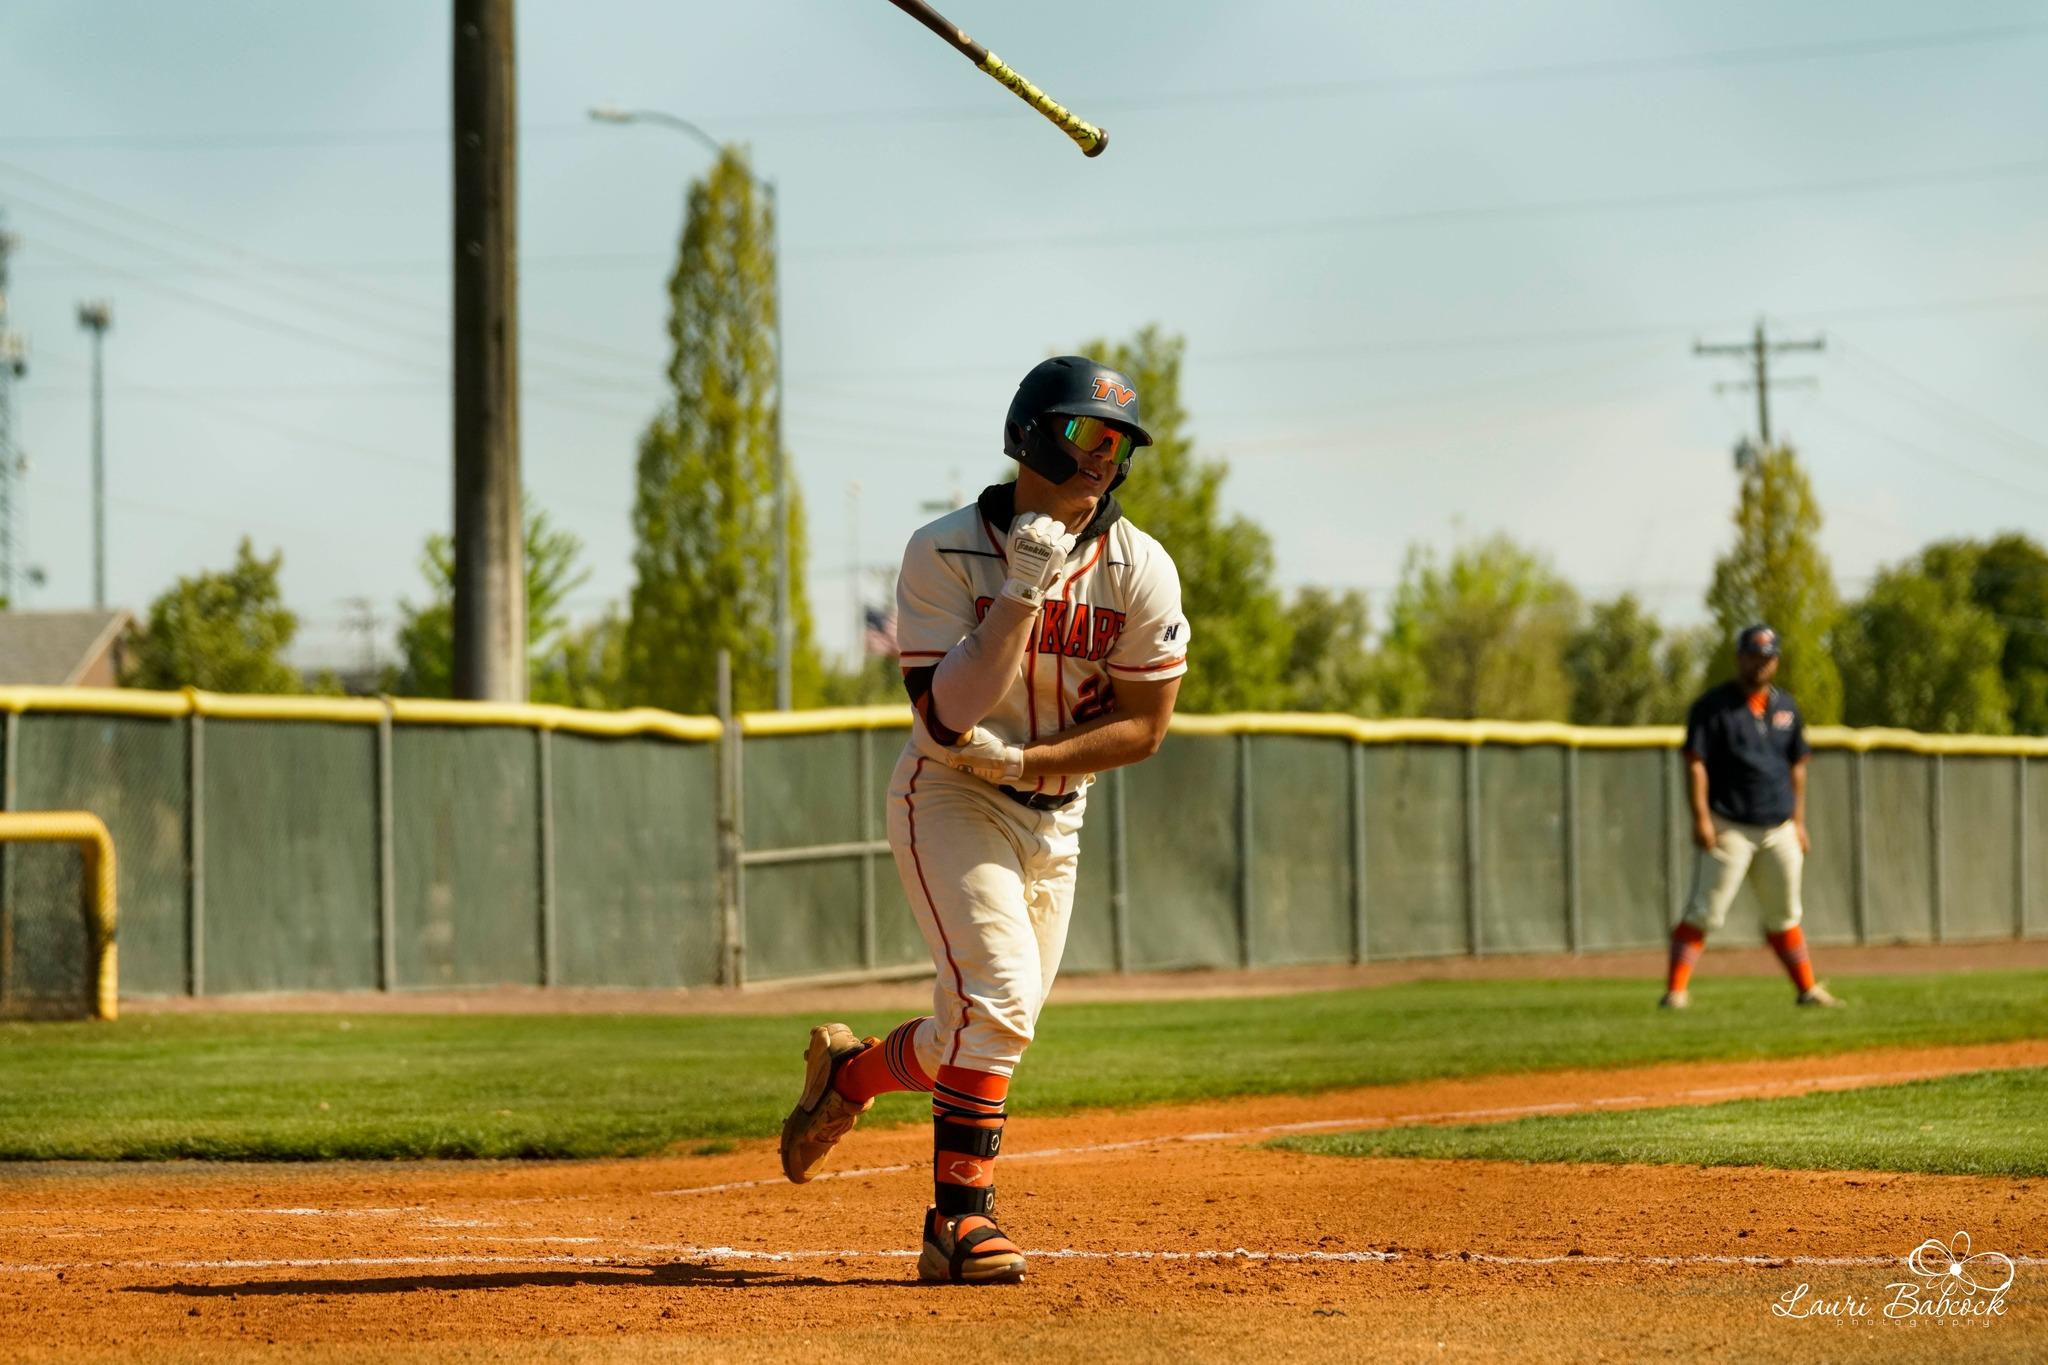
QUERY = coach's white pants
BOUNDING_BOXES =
[1682,814,1804,934]
[886,750,1087,1078]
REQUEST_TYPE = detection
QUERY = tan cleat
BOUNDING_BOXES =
[779,1022,876,1184]
[1658,990,1690,1010]
[917,1207,1027,1285]
[1797,984,1844,1008]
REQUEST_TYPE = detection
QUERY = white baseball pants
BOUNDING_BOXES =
[886,749,1087,1078]
[1681,814,1805,934]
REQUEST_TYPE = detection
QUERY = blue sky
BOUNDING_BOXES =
[1,1,2044,668]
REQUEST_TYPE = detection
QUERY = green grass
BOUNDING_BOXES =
[1277,1065,2048,1176]
[0,970,2043,1161]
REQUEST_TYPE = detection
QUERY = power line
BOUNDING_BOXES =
[792,158,2048,261]
[1,20,2040,150]
[0,159,657,374]
[1827,335,2048,460]
[1806,400,2048,503]
[1694,319,1826,453]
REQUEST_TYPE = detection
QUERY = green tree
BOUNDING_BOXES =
[1377,534,1579,720]
[388,500,593,701]
[1282,587,1376,714]
[1565,595,1714,725]
[1705,445,1843,722]
[1074,326,1292,711]
[122,538,303,693]
[1968,533,2048,734]
[1836,546,2009,733]
[625,146,824,713]
[534,609,628,710]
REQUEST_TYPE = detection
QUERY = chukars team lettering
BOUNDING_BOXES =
[974,595,1126,660]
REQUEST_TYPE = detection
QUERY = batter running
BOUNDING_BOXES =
[779,355,1189,1284]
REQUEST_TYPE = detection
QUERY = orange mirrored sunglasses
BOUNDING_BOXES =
[1062,416,1133,462]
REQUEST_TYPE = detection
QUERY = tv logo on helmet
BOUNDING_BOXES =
[1091,376,1136,407]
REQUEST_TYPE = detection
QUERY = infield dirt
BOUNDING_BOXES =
[5,1039,2043,1363]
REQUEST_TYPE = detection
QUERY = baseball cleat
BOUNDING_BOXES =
[1658,989,1690,1010]
[1796,984,1844,1008]
[917,1207,1026,1285]
[779,1022,876,1184]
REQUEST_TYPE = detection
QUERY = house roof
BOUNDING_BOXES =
[0,610,133,685]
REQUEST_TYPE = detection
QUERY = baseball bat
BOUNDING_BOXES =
[884,0,1108,157]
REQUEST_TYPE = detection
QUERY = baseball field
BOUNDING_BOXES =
[5,946,2045,1363]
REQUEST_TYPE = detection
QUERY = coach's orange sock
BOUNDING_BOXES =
[832,1017,934,1104]
[1667,923,1705,994]
[1766,926,1817,993]
[932,1064,1008,1223]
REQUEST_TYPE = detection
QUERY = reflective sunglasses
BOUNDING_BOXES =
[1062,416,1134,462]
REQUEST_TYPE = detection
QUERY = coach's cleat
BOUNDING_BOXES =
[1658,989,1690,1010]
[779,1022,877,1184]
[1796,984,1844,1008]
[917,1207,1026,1285]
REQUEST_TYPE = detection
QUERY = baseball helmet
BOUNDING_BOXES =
[1002,355,1153,493]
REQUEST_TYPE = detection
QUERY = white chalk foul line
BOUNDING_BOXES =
[649,1066,1962,1198]
[7,1247,2044,1276]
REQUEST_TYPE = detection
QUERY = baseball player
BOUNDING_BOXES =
[778,356,1188,1284]
[1662,624,1842,1009]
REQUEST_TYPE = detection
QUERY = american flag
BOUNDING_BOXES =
[863,605,898,656]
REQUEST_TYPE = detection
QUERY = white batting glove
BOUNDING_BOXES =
[1000,513,1077,609]
[943,726,1026,784]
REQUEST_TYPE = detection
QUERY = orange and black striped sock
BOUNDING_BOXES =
[831,1017,934,1105]
[932,1064,1008,1223]
[1668,923,1706,994]
[1766,925,1817,993]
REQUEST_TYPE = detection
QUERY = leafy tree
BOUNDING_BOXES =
[534,609,628,710]
[1836,546,2009,733]
[1968,533,2048,734]
[1705,445,1843,722]
[819,653,904,707]
[1377,534,1579,720]
[625,146,824,713]
[1073,326,1292,711]
[1565,595,1714,725]
[388,500,592,701]
[122,538,303,693]
[1282,587,1376,714]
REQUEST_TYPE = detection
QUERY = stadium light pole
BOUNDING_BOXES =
[590,104,790,711]
[75,301,111,610]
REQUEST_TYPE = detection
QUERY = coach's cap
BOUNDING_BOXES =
[1736,624,1781,657]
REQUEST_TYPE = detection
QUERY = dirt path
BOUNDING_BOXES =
[4,1040,2043,1363]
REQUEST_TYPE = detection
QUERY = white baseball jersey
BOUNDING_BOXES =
[895,485,1191,798]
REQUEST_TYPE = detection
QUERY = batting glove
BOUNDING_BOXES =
[944,726,1026,784]
[1000,513,1077,609]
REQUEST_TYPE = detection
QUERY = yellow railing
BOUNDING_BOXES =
[0,687,722,742]
[0,811,118,1021]
[4,686,2045,756]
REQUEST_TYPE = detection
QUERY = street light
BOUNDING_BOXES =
[591,103,792,711]
[76,301,111,610]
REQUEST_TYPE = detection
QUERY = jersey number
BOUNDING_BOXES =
[1073,674,1117,724]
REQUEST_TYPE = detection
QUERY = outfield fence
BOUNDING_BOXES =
[2,686,2044,1009]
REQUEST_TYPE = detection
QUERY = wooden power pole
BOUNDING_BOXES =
[1694,318,1824,459]
[451,0,525,701]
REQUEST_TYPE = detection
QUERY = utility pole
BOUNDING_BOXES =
[343,596,382,676]
[451,0,526,701]
[76,301,111,610]
[0,222,27,606]
[1694,318,1824,460]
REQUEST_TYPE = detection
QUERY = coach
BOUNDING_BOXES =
[1661,624,1841,1010]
